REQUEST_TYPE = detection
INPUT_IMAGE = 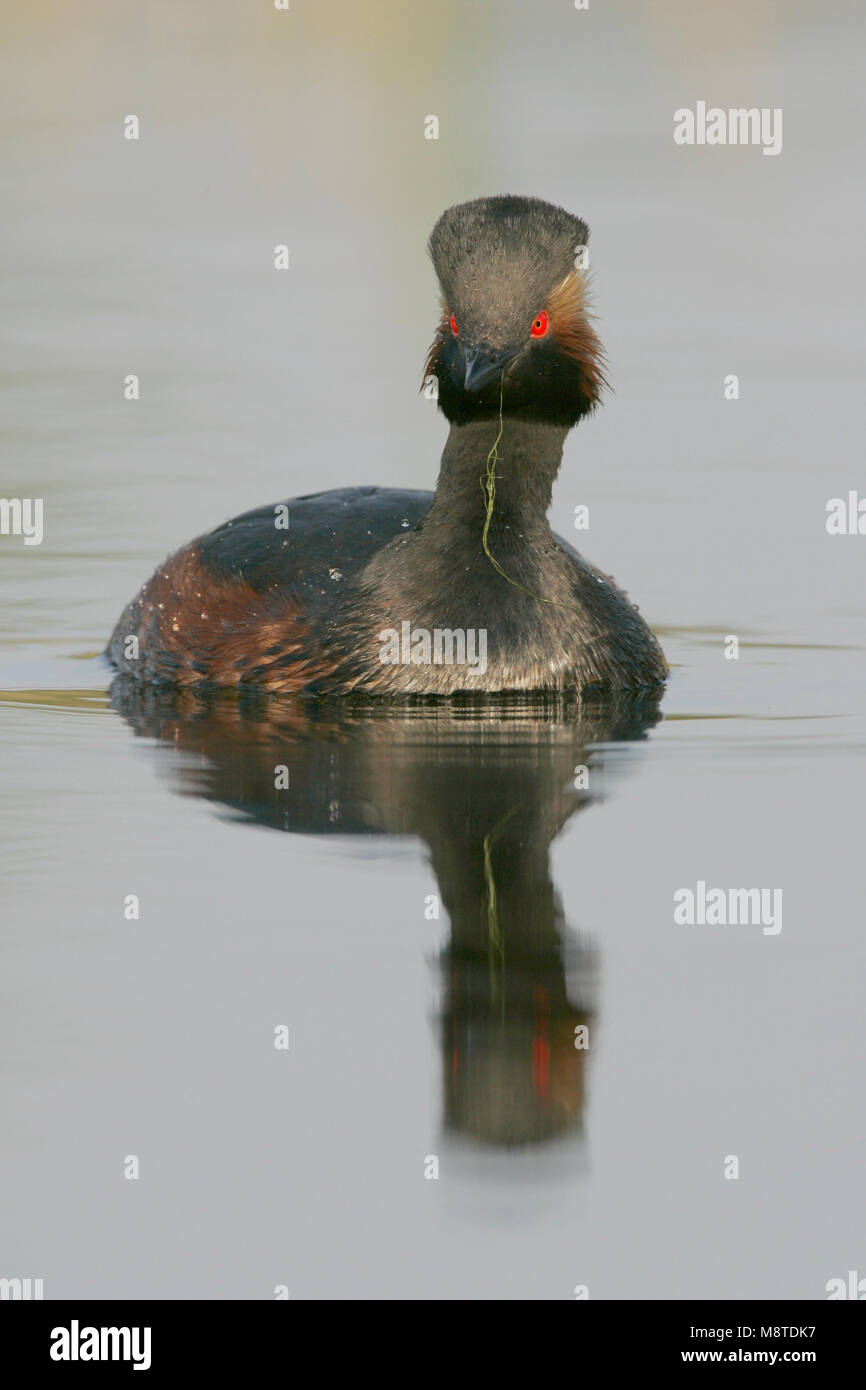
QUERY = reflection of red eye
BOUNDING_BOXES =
[450,314,459,335]
[530,310,549,338]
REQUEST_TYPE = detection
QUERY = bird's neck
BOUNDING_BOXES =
[347,415,576,641]
[422,417,569,553]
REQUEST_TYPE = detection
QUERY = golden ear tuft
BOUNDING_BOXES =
[421,295,450,390]
[547,270,609,406]
[422,320,447,387]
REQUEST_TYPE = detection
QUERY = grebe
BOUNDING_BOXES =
[107,195,666,695]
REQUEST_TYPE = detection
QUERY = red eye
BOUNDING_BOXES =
[530,310,549,338]
[450,314,459,335]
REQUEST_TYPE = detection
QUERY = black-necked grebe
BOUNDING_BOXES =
[107,195,666,694]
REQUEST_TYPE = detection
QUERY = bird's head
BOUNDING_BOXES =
[424,195,608,427]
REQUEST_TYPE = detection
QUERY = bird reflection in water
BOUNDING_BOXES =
[111,680,660,1150]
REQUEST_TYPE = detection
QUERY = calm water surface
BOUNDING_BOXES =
[2,0,864,1299]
